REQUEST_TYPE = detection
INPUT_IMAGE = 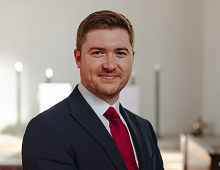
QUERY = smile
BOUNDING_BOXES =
[98,74,119,80]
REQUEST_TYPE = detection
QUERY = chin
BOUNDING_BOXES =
[96,84,123,97]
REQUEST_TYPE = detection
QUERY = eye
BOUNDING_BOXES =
[116,51,127,57]
[91,51,105,57]
[92,51,102,55]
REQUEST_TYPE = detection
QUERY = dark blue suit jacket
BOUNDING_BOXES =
[22,86,164,170]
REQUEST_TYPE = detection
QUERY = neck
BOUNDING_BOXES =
[79,82,119,106]
[96,94,119,106]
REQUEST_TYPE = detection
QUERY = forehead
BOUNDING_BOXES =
[83,28,131,48]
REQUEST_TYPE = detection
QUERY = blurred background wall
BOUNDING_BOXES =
[0,0,219,136]
[202,0,220,136]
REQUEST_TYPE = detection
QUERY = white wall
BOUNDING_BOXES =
[133,0,203,135]
[202,0,220,136]
[0,0,203,135]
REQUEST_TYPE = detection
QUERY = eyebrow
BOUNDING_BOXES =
[88,47,105,52]
[88,47,129,52]
[116,47,129,52]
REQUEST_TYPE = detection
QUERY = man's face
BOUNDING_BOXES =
[74,28,134,104]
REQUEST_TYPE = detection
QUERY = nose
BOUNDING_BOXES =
[102,53,116,71]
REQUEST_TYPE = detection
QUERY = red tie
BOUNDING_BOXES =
[104,107,139,170]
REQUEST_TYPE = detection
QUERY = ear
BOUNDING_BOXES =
[132,50,135,64]
[74,49,81,68]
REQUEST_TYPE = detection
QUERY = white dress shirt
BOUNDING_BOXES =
[78,83,139,167]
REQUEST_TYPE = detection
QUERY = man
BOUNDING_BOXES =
[22,10,164,170]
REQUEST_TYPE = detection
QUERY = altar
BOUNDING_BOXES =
[180,133,220,170]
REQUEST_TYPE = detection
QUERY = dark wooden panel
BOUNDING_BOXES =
[0,167,22,170]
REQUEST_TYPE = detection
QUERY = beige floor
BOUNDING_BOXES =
[159,135,183,170]
[161,150,183,170]
[0,134,22,166]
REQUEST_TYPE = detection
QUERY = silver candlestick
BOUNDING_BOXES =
[14,61,23,136]
[154,64,161,138]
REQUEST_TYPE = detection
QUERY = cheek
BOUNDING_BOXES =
[81,61,100,77]
[120,60,133,73]
[88,59,103,71]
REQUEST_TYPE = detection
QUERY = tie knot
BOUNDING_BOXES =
[104,107,120,120]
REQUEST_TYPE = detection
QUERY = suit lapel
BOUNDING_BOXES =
[120,105,153,170]
[67,86,128,170]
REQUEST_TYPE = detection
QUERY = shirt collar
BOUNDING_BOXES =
[78,82,120,118]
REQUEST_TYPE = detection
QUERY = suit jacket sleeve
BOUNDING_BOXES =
[22,114,77,170]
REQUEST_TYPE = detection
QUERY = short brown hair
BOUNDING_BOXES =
[76,10,134,52]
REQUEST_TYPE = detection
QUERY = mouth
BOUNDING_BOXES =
[98,74,119,80]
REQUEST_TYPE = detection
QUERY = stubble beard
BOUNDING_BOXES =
[81,71,131,101]
[93,80,125,99]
